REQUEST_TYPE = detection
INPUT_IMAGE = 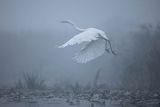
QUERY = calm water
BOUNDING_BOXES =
[0,97,159,107]
[0,100,138,107]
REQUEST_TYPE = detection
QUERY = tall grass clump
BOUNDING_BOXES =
[23,72,46,90]
[16,72,46,90]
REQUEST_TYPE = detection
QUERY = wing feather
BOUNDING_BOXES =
[58,30,99,48]
[73,39,106,63]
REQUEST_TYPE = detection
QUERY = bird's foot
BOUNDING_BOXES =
[111,51,117,55]
[105,48,110,53]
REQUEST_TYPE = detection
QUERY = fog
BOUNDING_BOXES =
[0,0,160,88]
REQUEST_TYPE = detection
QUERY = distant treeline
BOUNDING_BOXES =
[121,24,160,90]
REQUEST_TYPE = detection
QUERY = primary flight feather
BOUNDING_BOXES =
[59,20,116,63]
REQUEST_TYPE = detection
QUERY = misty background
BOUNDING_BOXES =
[0,0,160,89]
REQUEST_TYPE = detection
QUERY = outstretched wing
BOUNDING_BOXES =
[58,30,99,48]
[73,38,106,63]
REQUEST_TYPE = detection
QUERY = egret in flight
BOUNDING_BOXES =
[59,20,116,63]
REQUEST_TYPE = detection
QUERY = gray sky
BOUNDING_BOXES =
[0,0,160,86]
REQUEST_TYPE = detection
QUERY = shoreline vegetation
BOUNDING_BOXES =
[0,87,160,106]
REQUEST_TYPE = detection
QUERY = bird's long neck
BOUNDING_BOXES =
[62,20,86,32]
[105,39,116,55]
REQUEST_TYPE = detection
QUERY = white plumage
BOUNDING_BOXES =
[59,20,116,63]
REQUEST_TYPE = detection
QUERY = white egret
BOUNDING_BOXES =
[59,20,116,63]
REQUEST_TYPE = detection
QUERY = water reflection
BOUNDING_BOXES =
[25,103,39,107]
[0,101,159,107]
